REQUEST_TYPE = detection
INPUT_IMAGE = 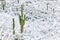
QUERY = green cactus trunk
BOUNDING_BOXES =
[12,18,15,35]
[21,25,24,33]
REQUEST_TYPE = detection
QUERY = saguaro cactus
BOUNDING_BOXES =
[17,0,19,3]
[12,18,15,35]
[1,0,6,10]
[19,4,26,33]
[46,3,49,11]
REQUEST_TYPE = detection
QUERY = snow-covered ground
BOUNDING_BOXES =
[0,0,60,40]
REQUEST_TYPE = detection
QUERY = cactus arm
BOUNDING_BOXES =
[21,4,24,17]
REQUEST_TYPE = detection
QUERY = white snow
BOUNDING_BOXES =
[0,0,60,40]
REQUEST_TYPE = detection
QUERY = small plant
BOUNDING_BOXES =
[12,18,15,35]
[19,4,26,33]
